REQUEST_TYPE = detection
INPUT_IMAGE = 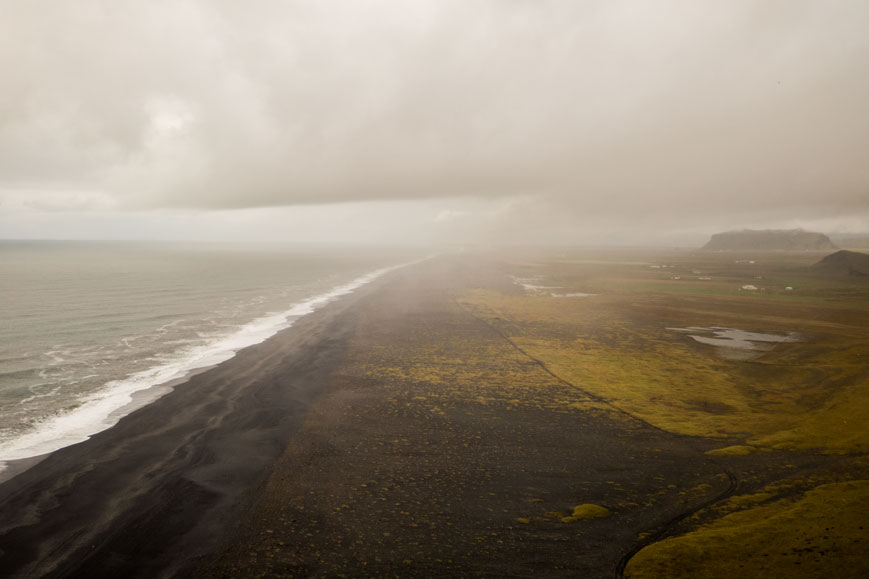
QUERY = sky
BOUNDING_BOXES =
[1,0,868,246]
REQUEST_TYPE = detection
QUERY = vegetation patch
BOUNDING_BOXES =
[705,445,760,456]
[458,254,869,452]
[561,503,610,523]
[625,480,869,578]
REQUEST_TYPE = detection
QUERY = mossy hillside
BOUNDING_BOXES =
[459,281,869,452]
[751,379,869,453]
[624,480,869,579]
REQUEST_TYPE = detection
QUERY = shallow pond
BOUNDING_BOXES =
[669,326,799,360]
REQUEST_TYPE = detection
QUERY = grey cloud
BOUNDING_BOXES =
[2,0,868,231]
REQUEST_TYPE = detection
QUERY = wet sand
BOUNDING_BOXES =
[0,269,377,577]
[0,255,816,577]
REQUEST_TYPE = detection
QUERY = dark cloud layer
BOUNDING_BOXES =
[2,0,868,237]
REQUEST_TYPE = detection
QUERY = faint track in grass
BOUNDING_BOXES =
[614,469,740,578]
[456,300,681,436]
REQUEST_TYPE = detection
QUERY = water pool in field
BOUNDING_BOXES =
[669,326,799,359]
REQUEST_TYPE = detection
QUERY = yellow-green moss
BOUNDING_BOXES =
[705,445,759,456]
[561,503,610,523]
[625,480,869,579]
[459,277,869,453]
[751,380,869,453]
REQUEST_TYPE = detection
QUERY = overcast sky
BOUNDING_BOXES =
[1,0,867,245]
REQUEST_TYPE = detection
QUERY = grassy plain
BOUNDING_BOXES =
[457,248,869,578]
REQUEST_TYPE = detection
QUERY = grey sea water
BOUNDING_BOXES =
[0,241,416,471]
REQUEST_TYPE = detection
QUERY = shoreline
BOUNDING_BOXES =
[0,264,393,577]
[0,368,214,487]
[0,260,411,484]
[2,252,863,577]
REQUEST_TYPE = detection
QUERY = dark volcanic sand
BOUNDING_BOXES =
[0,256,823,578]
[0,274,369,578]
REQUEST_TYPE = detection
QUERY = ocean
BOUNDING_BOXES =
[0,241,418,473]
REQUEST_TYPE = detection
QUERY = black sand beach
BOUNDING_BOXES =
[0,270,373,577]
[0,254,864,578]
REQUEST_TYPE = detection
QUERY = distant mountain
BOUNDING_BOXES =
[812,250,869,276]
[829,233,869,249]
[702,229,837,251]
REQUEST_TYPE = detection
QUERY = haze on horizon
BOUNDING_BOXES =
[1,0,868,246]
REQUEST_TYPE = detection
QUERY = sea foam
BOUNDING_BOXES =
[0,263,404,472]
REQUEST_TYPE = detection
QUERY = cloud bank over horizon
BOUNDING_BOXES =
[1,0,868,244]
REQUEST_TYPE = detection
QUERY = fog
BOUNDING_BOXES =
[1,0,868,245]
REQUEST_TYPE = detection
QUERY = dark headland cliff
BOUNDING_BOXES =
[702,228,837,251]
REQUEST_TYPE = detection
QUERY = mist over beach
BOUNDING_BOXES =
[1,1,868,577]
[0,242,420,473]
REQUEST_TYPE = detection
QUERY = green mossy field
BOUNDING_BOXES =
[456,248,869,578]
[624,480,869,578]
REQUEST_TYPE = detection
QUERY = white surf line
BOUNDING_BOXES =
[0,255,430,472]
